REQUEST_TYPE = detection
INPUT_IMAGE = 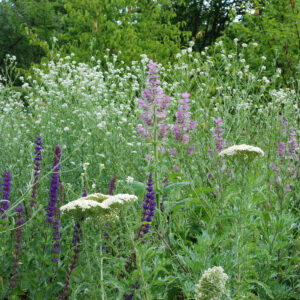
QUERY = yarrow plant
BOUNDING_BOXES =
[60,193,138,221]
[219,144,264,160]
[194,266,228,300]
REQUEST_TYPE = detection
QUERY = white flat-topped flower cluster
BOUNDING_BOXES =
[195,266,228,300]
[60,193,138,221]
[219,144,264,159]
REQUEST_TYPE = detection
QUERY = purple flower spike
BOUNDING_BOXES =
[137,60,170,140]
[109,174,117,195]
[46,145,61,223]
[30,136,43,209]
[277,141,285,162]
[51,211,61,262]
[173,92,197,146]
[135,173,156,241]
[1,170,11,219]
[214,117,224,153]
[10,205,24,289]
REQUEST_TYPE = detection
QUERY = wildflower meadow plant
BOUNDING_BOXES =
[1,170,11,220]
[9,205,25,289]
[45,145,61,263]
[135,172,156,241]
[1,40,299,299]
[29,136,43,211]
[173,92,197,145]
[194,266,228,300]
[60,191,137,300]
[214,117,224,153]
[219,143,264,297]
[46,145,61,223]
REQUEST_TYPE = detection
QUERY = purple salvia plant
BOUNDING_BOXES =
[124,281,140,300]
[30,136,43,210]
[108,174,117,195]
[136,60,170,140]
[45,145,61,263]
[214,117,224,153]
[46,145,61,223]
[10,205,24,289]
[173,92,197,145]
[51,210,61,263]
[135,173,156,241]
[1,170,11,219]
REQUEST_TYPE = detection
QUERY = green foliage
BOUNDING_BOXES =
[0,0,64,69]
[173,0,249,51]
[223,0,300,85]
[59,0,189,64]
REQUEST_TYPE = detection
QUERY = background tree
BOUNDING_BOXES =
[223,0,300,85]
[0,0,64,69]
[172,0,248,51]
[59,0,190,64]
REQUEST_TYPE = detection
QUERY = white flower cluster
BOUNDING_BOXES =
[219,144,264,159]
[102,194,138,208]
[60,199,108,213]
[195,266,228,300]
[60,193,138,221]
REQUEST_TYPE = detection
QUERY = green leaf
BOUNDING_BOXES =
[246,280,274,299]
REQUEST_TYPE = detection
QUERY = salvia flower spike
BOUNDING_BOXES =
[1,170,11,220]
[30,136,43,210]
[136,172,156,240]
[46,145,61,223]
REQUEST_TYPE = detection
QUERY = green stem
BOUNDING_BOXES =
[236,162,247,297]
[99,229,105,300]
[153,106,159,195]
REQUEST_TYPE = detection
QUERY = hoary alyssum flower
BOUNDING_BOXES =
[195,266,228,300]
[219,144,264,160]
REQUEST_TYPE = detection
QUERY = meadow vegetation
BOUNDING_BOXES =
[0,1,299,299]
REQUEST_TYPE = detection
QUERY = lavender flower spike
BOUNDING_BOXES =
[1,170,11,219]
[46,145,61,223]
[30,136,43,209]
[173,92,197,144]
[136,60,170,140]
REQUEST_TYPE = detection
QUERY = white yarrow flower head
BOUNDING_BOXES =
[195,266,228,300]
[219,144,264,160]
[60,193,138,222]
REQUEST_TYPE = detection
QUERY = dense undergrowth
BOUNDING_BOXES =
[0,41,299,299]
